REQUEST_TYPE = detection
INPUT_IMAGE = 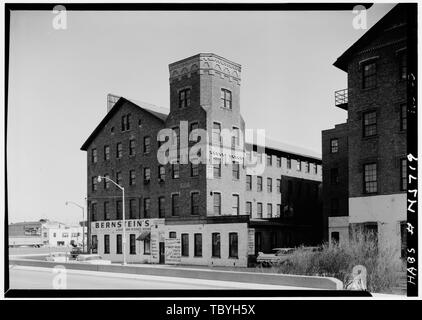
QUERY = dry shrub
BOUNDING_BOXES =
[271,232,403,293]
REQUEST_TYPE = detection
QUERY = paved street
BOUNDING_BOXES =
[9,265,315,290]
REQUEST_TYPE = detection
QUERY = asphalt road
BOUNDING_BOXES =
[9,265,313,290]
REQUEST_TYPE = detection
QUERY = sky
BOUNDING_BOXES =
[7,4,396,224]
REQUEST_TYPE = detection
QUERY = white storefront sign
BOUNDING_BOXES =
[247,228,255,255]
[91,219,164,234]
[165,238,182,264]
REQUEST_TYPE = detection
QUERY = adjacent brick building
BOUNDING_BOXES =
[322,4,410,257]
[81,53,322,266]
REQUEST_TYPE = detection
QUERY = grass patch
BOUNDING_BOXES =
[263,233,404,293]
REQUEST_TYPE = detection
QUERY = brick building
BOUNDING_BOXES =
[322,4,410,256]
[81,53,322,267]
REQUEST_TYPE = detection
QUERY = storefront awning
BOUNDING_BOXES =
[136,231,150,241]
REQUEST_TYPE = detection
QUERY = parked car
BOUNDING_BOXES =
[76,254,111,265]
[256,248,294,267]
[45,252,69,262]
[256,246,322,267]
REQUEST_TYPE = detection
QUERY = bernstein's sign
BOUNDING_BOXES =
[91,219,164,234]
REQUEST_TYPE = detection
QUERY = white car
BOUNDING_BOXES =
[76,254,111,265]
[45,252,69,262]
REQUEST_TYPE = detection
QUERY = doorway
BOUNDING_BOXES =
[159,242,165,264]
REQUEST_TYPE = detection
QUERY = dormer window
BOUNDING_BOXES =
[179,89,191,108]
[221,89,232,109]
[121,114,130,131]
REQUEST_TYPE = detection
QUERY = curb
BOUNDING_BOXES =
[9,258,343,290]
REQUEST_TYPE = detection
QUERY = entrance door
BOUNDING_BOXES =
[159,242,165,264]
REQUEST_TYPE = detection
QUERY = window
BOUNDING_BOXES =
[331,198,339,215]
[363,111,377,137]
[232,194,239,215]
[257,153,262,164]
[144,198,151,218]
[276,179,281,193]
[91,202,97,221]
[116,234,122,254]
[92,177,98,192]
[330,139,339,153]
[230,127,239,150]
[141,167,150,184]
[276,204,281,217]
[179,88,191,108]
[121,114,130,131]
[104,235,110,254]
[221,89,232,109]
[158,165,166,181]
[287,158,291,169]
[255,232,262,253]
[213,159,221,178]
[130,234,136,254]
[267,204,273,218]
[143,136,151,154]
[267,178,272,193]
[212,122,221,146]
[400,158,407,191]
[91,235,98,253]
[362,62,376,89]
[271,232,278,249]
[246,175,252,191]
[129,139,136,156]
[212,233,221,258]
[104,145,110,160]
[104,174,110,189]
[296,160,301,171]
[173,127,180,147]
[158,197,166,218]
[91,148,97,163]
[232,161,240,180]
[314,164,318,175]
[144,238,151,255]
[305,162,310,173]
[116,142,123,158]
[171,194,179,216]
[116,200,122,219]
[257,203,263,218]
[364,163,377,193]
[116,171,122,186]
[257,176,263,192]
[277,157,281,168]
[267,154,272,166]
[129,170,136,186]
[181,233,189,257]
[399,52,407,80]
[229,233,238,258]
[400,221,407,258]
[213,192,221,215]
[172,163,180,179]
[363,223,378,243]
[194,234,202,257]
[191,163,199,177]
[129,199,136,219]
[191,192,199,215]
[330,168,339,185]
[331,232,340,244]
[400,104,407,131]
[246,202,252,216]
[103,202,109,220]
